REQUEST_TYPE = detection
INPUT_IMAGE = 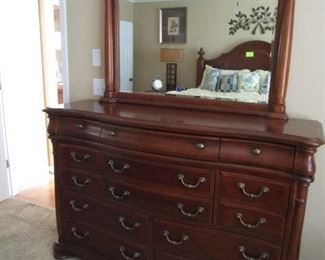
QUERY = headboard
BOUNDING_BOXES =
[196,41,272,86]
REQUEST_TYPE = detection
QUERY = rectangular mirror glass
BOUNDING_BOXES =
[119,0,278,104]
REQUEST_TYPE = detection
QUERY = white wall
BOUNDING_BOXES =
[0,0,49,191]
[286,0,325,259]
[66,0,105,102]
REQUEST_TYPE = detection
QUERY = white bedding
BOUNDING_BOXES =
[166,88,268,104]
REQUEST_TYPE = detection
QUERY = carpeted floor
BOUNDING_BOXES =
[0,198,77,260]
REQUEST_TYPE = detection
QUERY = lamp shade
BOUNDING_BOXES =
[160,48,184,63]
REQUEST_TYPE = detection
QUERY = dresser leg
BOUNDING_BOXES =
[53,242,72,259]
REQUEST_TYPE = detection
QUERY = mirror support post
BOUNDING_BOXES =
[269,0,295,119]
[101,0,119,103]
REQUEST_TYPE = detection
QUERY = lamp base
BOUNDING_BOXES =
[166,63,177,91]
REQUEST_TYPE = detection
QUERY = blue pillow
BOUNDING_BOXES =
[200,67,220,92]
[256,70,271,94]
[238,71,260,92]
[217,74,238,92]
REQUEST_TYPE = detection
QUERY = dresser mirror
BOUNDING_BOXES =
[103,0,295,119]
[119,0,277,105]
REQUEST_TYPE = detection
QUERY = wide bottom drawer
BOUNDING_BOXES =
[63,220,150,260]
[154,219,282,260]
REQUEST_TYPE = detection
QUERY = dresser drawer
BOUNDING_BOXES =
[154,219,282,260]
[61,170,104,197]
[103,153,214,198]
[63,220,150,260]
[105,180,213,223]
[59,118,102,140]
[102,126,220,161]
[220,139,295,171]
[219,203,286,243]
[219,172,290,215]
[61,192,151,243]
[58,144,103,171]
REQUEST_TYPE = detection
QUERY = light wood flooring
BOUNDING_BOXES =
[16,176,55,209]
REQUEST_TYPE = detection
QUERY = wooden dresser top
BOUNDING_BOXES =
[44,100,324,147]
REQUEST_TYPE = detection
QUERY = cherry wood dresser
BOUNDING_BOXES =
[45,100,324,260]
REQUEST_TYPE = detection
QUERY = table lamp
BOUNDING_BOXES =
[160,48,184,91]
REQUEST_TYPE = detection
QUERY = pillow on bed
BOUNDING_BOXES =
[219,69,250,75]
[199,65,220,91]
[238,71,260,92]
[217,74,238,92]
[256,70,271,94]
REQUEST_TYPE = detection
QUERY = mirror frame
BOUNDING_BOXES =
[101,0,295,120]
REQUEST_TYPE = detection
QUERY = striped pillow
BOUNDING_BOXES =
[217,74,238,92]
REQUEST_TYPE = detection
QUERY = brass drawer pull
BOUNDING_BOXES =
[106,130,117,136]
[236,213,266,229]
[71,226,90,239]
[238,183,269,199]
[69,200,89,212]
[118,216,141,231]
[251,147,262,156]
[177,203,205,218]
[195,142,205,150]
[238,246,269,260]
[70,151,90,163]
[75,123,86,129]
[109,186,130,200]
[177,174,206,189]
[71,176,91,188]
[108,160,130,174]
[163,230,189,246]
[119,246,140,260]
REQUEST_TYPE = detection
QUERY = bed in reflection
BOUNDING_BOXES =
[166,41,272,104]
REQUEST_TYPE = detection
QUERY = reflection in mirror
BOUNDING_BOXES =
[119,0,278,104]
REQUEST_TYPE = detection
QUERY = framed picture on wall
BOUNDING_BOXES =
[159,7,187,44]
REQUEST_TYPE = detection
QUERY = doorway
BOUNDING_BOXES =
[0,0,69,201]
[120,20,134,92]
[40,0,67,107]
[39,0,69,174]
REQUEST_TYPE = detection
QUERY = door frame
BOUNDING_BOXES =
[0,74,15,200]
[60,0,70,103]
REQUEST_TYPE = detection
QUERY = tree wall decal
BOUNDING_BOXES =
[229,6,277,35]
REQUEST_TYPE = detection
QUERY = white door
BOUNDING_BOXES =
[0,0,49,192]
[120,21,133,92]
[0,82,12,201]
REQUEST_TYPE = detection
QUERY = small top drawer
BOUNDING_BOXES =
[58,144,103,171]
[219,172,290,215]
[59,118,102,139]
[220,139,295,171]
[101,126,220,161]
[60,170,104,197]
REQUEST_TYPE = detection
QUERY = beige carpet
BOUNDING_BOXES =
[0,198,77,260]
